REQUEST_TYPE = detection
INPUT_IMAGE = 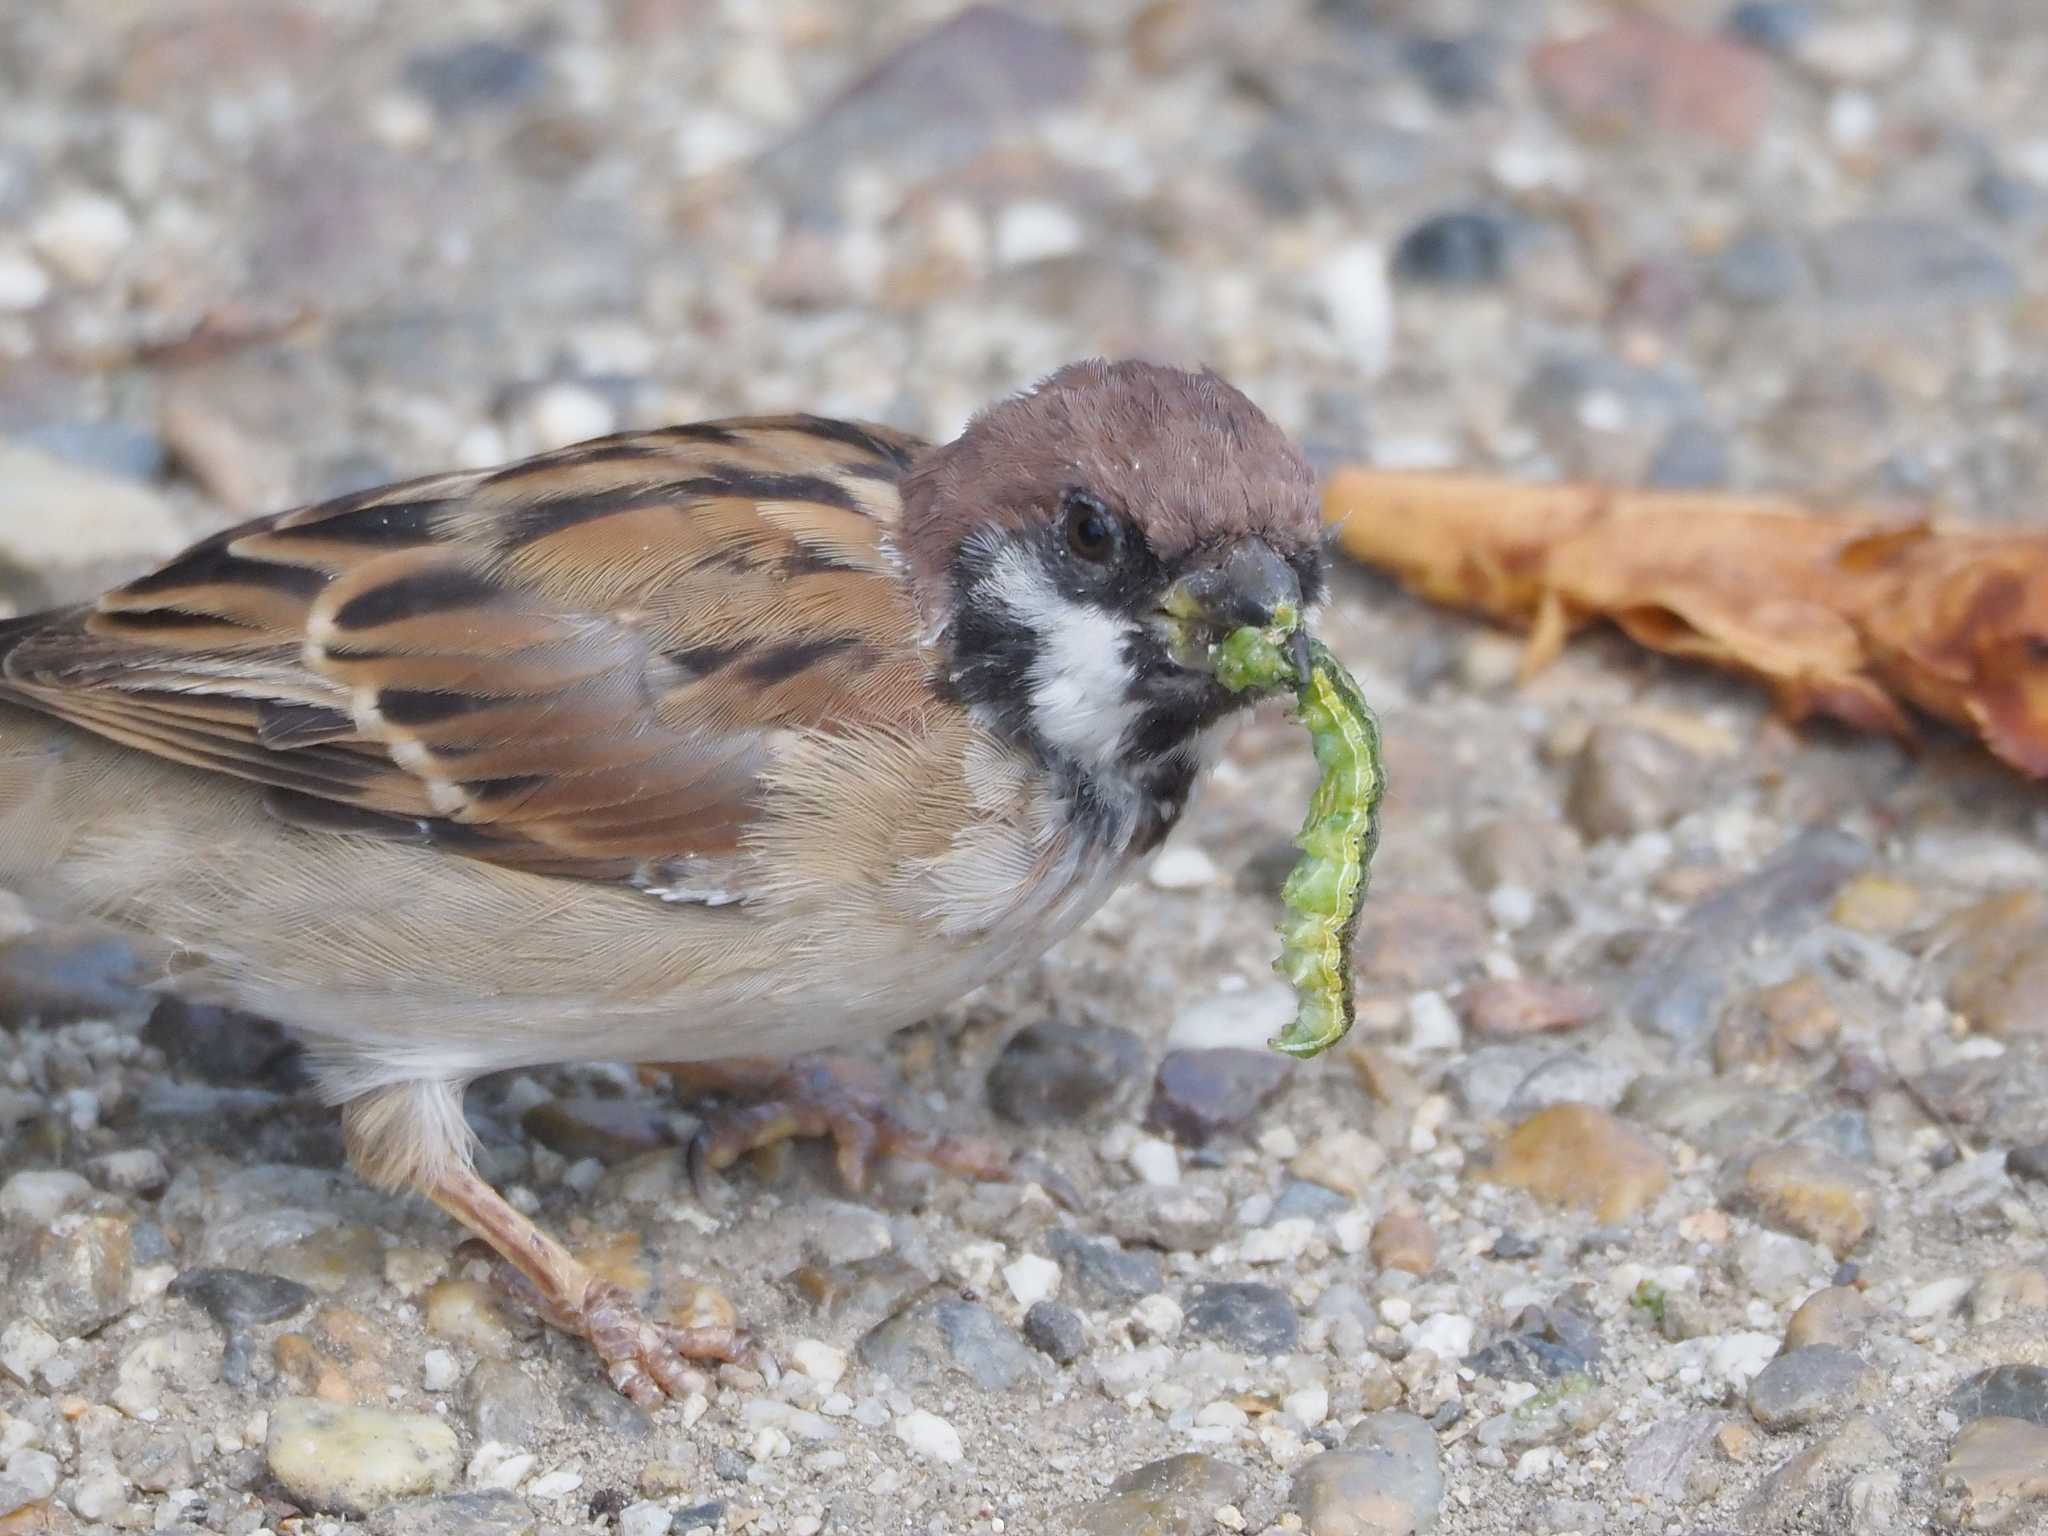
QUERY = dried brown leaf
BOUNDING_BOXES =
[1325,469,2048,778]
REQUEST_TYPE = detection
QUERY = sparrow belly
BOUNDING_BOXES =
[0,710,1135,1097]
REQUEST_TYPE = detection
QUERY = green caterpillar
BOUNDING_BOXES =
[1214,617,1385,1059]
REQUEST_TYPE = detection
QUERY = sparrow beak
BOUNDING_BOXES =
[1157,539,1303,670]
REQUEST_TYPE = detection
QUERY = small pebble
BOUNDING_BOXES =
[1147,845,1219,889]
[1746,1345,1877,1431]
[1736,1144,1880,1257]
[1370,1211,1437,1275]
[0,247,52,311]
[619,1500,675,1536]
[1489,1104,1671,1222]
[264,1397,460,1516]
[1002,1253,1061,1310]
[1127,1134,1181,1187]
[0,1169,92,1224]
[514,383,615,453]
[1022,1301,1085,1364]
[894,1409,963,1463]
[30,190,134,283]
[1183,1282,1298,1355]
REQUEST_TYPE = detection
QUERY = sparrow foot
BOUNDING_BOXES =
[428,1166,741,1405]
[645,1052,1013,1200]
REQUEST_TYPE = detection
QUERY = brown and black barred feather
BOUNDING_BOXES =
[0,416,935,885]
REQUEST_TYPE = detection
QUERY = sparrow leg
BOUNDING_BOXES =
[426,1166,744,1404]
[645,1053,1012,1196]
[341,1086,741,1406]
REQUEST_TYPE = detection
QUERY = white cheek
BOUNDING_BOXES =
[987,549,1140,770]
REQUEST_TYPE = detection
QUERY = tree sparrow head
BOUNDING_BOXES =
[904,360,1325,815]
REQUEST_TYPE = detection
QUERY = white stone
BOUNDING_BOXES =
[0,443,186,569]
[525,1469,583,1499]
[1827,90,1880,152]
[1168,983,1295,1051]
[748,1427,791,1461]
[1406,990,1462,1052]
[1129,1293,1184,1343]
[995,200,1084,267]
[2,1448,59,1506]
[894,1409,962,1463]
[1704,1331,1780,1390]
[1195,1400,1249,1431]
[1147,846,1220,890]
[1096,1344,1173,1396]
[1376,1296,1413,1329]
[421,1350,460,1393]
[0,248,50,312]
[515,383,614,453]
[1903,1275,1973,1320]
[1513,1445,1562,1484]
[1003,1254,1061,1310]
[1797,15,1918,83]
[1283,1383,1329,1429]
[1486,884,1537,932]
[30,191,134,284]
[0,1321,58,1388]
[788,1339,847,1393]
[1128,1135,1181,1188]
[1313,241,1393,378]
[68,1470,129,1521]
[1406,1313,1475,1361]
[1241,1218,1315,1265]
[0,1170,92,1225]
[620,1501,674,1536]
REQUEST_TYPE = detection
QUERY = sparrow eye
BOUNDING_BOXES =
[1063,491,1120,565]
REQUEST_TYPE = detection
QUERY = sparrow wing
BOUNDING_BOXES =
[0,416,935,888]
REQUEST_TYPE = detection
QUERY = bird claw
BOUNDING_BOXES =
[661,1052,1017,1203]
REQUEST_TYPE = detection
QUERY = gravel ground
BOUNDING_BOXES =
[4,1,2048,1533]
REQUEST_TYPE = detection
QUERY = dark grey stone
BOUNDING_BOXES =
[1713,228,1811,306]
[1747,1346,1876,1430]
[167,1268,313,1331]
[1468,1303,1602,1384]
[1045,1231,1164,1305]
[1948,1365,2048,1427]
[1144,1049,1291,1146]
[1392,210,1510,286]
[1723,2,1817,53]
[2010,1144,2048,1185]
[985,1022,1145,1125]
[1267,1180,1351,1224]
[403,40,548,113]
[1022,1301,1086,1365]
[858,1298,1039,1391]
[1623,827,1870,1044]
[1403,34,1495,106]
[1182,1282,1299,1356]
[564,1380,653,1440]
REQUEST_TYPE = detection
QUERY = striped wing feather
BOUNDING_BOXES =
[0,416,935,887]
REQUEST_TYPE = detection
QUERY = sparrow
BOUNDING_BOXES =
[0,358,1325,1401]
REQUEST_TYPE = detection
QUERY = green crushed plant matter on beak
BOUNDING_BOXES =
[1213,609,1385,1059]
